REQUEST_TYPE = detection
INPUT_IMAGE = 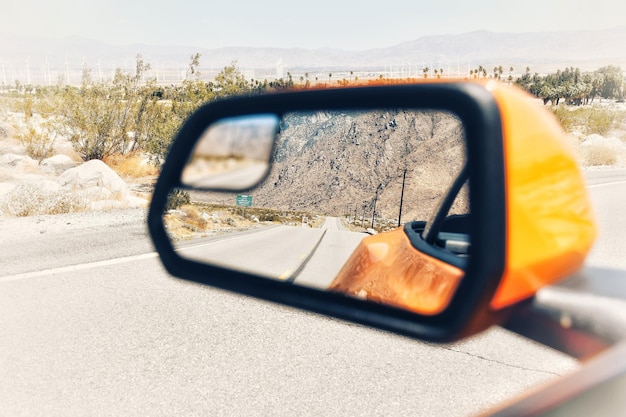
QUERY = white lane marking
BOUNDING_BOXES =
[1,226,282,283]
[0,252,159,283]
[586,180,626,189]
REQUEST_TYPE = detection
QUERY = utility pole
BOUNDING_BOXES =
[398,168,407,227]
[371,184,382,229]
[361,202,367,228]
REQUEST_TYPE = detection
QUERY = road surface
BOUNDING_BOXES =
[175,216,364,288]
[584,168,626,270]
[1,170,625,416]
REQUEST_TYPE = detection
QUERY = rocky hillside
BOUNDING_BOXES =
[252,109,467,222]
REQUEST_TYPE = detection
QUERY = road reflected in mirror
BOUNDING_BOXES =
[181,114,278,190]
[165,109,469,315]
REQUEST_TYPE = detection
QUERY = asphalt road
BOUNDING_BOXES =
[583,168,626,270]
[1,170,625,416]
[176,216,364,288]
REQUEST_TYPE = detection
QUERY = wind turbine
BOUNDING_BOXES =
[1,60,7,87]
[65,56,71,85]
[25,57,31,85]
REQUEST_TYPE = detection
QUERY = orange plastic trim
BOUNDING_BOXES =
[328,227,464,315]
[490,83,597,309]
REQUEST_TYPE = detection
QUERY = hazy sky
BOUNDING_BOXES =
[3,0,626,50]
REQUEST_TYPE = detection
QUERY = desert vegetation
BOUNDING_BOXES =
[2,54,296,166]
[1,55,625,221]
[2,55,624,167]
[515,65,624,106]
[163,200,323,240]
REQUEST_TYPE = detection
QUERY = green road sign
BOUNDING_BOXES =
[236,195,253,207]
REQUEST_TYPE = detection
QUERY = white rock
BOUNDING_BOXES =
[34,179,62,194]
[40,155,78,174]
[581,134,625,149]
[58,160,129,200]
[41,154,75,165]
[0,154,38,174]
[81,186,113,201]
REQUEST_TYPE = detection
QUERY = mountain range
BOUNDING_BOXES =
[1,27,625,85]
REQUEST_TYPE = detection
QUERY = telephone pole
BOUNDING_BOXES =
[371,184,382,229]
[398,169,407,227]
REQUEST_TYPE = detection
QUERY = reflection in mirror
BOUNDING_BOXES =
[165,109,469,315]
[181,114,278,190]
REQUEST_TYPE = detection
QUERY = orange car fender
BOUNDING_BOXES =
[328,227,464,315]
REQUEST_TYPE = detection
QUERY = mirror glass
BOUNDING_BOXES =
[166,109,469,315]
[181,114,278,190]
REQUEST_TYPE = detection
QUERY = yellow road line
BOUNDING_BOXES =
[278,269,293,280]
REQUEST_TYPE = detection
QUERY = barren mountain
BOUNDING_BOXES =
[252,109,467,222]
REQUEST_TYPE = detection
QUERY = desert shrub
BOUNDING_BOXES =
[258,212,280,222]
[583,146,617,166]
[13,120,60,161]
[552,106,626,136]
[0,184,46,216]
[586,109,617,135]
[179,204,209,231]
[0,184,87,217]
[166,189,191,211]
[103,153,160,178]
[580,141,619,166]
[45,190,89,215]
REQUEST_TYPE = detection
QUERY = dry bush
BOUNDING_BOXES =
[178,204,209,231]
[581,144,618,166]
[0,184,88,217]
[163,204,209,240]
[103,153,160,178]
[552,106,626,136]
[14,125,55,161]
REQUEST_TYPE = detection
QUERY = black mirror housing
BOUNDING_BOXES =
[148,83,507,342]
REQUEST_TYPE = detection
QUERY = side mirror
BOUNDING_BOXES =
[148,83,596,342]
